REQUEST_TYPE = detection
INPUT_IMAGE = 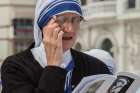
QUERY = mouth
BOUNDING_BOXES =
[62,37,73,40]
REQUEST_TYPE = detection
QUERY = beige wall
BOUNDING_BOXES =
[0,0,10,4]
[0,0,35,62]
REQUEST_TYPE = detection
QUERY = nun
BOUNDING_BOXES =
[85,49,117,75]
[1,0,111,93]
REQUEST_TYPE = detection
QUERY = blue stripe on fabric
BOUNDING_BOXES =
[37,2,82,30]
[39,0,80,21]
[65,59,74,93]
[66,59,74,72]
[39,0,61,19]
[39,1,81,21]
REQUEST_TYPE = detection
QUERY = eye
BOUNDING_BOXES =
[71,17,82,23]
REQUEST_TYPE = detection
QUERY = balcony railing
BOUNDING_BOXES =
[82,1,117,19]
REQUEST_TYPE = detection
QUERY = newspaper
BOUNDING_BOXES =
[72,72,140,93]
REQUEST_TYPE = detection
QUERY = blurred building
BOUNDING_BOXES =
[0,0,35,63]
[0,0,140,75]
[74,0,140,75]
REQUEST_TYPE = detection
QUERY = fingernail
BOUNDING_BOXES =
[53,16,57,19]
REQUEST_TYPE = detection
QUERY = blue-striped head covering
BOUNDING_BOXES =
[34,0,83,47]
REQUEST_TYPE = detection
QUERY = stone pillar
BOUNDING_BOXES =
[0,0,14,62]
[136,0,140,9]
[117,0,127,17]
[115,22,128,72]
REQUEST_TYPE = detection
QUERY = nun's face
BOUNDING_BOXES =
[57,13,82,52]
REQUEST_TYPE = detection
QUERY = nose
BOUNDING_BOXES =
[63,23,74,33]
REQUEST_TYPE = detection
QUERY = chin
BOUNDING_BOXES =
[62,43,73,52]
[63,45,71,52]
[62,38,76,52]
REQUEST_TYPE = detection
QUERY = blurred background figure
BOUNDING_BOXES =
[85,49,116,75]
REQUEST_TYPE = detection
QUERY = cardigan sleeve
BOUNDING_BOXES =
[1,57,67,93]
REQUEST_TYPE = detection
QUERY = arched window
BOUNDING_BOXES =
[101,39,113,56]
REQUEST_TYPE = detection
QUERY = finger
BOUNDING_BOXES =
[52,16,57,21]
[43,26,52,40]
[48,16,57,25]
[53,27,61,40]
[43,16,58,59]
[57,30,64,41]
[52,23,59,28]
[43,26,52,59]
[57,31,64,48]
[54,31,64,64]
[49,23,60,39]
[43,16,57,41]
[51,27,61,59]
[46,16,59,31]
[49,24,60,58]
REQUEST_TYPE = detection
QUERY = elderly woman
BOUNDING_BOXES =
[1,0,111,93]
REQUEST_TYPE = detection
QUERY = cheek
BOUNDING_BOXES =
[73,24,80,33]
[74,27,80,36]
[75,23,80,29]
[72,32,78,43]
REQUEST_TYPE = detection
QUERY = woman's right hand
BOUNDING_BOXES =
[43,16,64,67]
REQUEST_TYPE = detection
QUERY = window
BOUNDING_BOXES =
[128,0,136,8]
[81,0,86,5]
[13,19,34,53]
